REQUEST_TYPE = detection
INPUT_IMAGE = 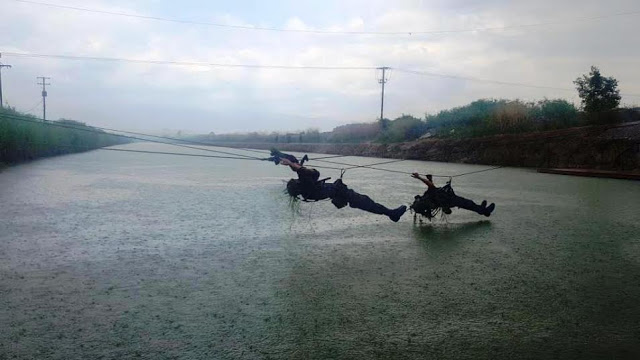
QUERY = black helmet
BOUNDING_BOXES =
[286,179,302,198]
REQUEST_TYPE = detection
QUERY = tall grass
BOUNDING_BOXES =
[0,107,128,166]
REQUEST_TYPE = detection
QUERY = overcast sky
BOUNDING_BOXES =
[1,0,639,133]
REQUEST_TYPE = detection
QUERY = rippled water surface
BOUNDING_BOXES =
[1,143,639,359]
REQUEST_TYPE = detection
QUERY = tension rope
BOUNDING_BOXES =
[2,112,504,179]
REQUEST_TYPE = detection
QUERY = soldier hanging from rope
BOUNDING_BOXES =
[277,153,407,222]
[410,173,495,220]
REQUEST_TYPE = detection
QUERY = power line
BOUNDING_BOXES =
[395,68,640,98]
[23,99,42,113]
[1,52,376,70]
[395,68,572,91]
[11,0,640,35]
[6,52,639,97]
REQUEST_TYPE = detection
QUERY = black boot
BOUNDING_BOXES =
[484,203,495,217]
[450,196,487,216]
[388,206,407,222]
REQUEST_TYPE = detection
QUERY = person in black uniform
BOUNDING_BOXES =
[280,157,407,222]
[410,173,495,219]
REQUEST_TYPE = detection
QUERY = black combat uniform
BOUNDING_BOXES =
[411,182,493,219]
[293,167,406,222]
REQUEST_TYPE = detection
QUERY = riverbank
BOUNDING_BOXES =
[0,108,128,166]
[538,168,640,180]
[217,121,640,172]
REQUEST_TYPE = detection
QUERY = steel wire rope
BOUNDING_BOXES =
[0,112,267,159]
[340,158,409,171]
[308,154,353,160]
[11,140,352,172]
[2,113,505,177]
[0,112,386,168]
[232,148,364,161]
[13,141,265,160]
[0,112,347,160]
[310,156,504,178]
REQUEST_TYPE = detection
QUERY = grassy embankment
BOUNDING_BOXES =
[329,99,637,143]
[189,98,638,145]
[0,107,128,167]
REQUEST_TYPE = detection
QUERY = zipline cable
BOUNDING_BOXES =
[0,112,349,161]
[0,112,354,163]
[341,158,408,171]
[310,156,503,178]
[1,110,399,164]
[17,140,350,171]
[0,111,324,160]
[100,147,264,160]
[308,154,354,160]
[308,157,427,176]
[448,166,504,178]
[2,112,505,178]
[16,141,264,160]
[0,112,265,159]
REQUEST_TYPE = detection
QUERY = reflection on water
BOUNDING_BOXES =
[412,220,492,242]
[1,143,639,359]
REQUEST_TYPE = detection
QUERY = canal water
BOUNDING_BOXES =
[1,143,639,359]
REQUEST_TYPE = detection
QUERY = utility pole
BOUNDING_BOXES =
[0,53,12,108]
[37,76,50,120]
[377,67,390,121]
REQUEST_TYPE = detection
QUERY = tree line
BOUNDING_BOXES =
[193,67,636,144]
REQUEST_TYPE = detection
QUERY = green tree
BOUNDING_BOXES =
[378,115,427,142]
[574,66,621,113]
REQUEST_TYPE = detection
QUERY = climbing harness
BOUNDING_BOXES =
[410,178,456,220]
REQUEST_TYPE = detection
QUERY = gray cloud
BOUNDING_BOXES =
[1,0,638,133]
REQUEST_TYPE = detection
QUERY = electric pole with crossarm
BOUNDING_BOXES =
[377,67,390,121]
[0,53,12,108]
[37,76,50,120]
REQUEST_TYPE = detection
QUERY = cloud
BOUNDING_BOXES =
[1,0,639,133]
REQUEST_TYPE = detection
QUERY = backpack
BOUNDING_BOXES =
[410,183,456,220]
